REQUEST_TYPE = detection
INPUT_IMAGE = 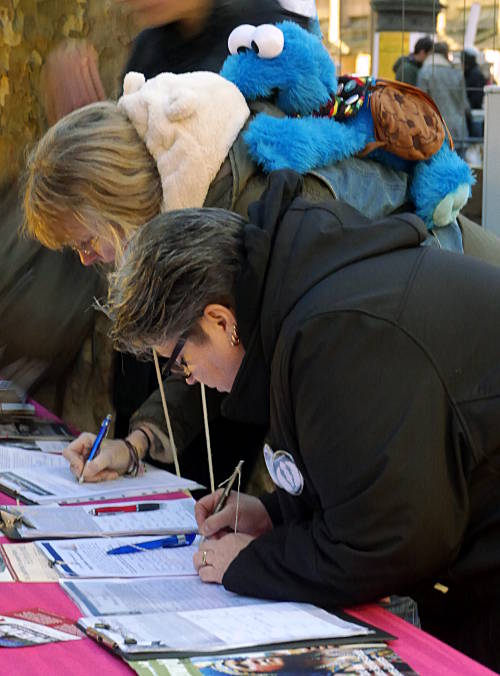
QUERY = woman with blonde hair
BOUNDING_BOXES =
[23,66,500,485]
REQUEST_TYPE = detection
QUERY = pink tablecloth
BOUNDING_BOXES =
[0,581,133,676]
[0,472,495,675]
[0,568,494,676]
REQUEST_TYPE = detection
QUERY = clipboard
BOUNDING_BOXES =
[77,609,394,660]
[0,506,29,538]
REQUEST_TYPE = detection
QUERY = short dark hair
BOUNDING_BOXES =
[433,41,449,58]
[105,208,247,357]
[414,36,433,55]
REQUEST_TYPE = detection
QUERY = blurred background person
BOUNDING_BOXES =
[392,35,433,86]
[119,0,314,79]
[417,41,469,154]
[463,48,487,111]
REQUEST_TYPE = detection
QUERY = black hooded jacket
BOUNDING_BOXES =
[222,171,500,609]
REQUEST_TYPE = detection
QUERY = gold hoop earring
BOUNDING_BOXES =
[230,324,240,347]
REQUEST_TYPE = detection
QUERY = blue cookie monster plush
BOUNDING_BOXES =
[220,21,474,228]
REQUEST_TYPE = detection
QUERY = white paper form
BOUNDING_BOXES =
[35,440,67,454]
[0,445,67,470]
[0,464,203,504]
[1,542,60,582]
[60,576,265,616]
[0,547,13,582]
[78,604,372,655]
[36,536,199,578]
[13,497,197,539]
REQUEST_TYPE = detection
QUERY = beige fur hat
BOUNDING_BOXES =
[118,71,250,211]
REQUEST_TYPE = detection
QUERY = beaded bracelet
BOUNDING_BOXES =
[123,439,145,477]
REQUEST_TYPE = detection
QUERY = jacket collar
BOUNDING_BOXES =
[423,53,452,68]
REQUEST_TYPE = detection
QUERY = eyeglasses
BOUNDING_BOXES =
[72,236,99,258]
[161,338,191,379]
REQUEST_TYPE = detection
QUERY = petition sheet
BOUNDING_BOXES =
[0,464,203,504]
[12,497,197,538]
[60,576,266,616]
[0,445,67,470]
[1,542,60,582]
[36,536,199,578]
[0,548,13,582]
[78,604,372,654]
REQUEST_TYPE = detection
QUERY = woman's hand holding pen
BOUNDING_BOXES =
[63,434,129,482]
[195,492,273,540]
[63,428,149,482]
[194,493,273,583]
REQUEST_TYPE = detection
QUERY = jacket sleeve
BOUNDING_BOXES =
[130,379,226,463]
[223,312,469,607]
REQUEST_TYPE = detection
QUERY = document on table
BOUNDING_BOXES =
[36,536,199,578]
[4,495,197,539]
[0,445,68,470]
[0,464,203,504]
[1,542,60,582]
[60,576,266,616]
[78,603,374,656]
[34,440,67,453]
[0,546,13,581]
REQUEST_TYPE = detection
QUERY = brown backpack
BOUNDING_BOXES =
[359,79,454,161]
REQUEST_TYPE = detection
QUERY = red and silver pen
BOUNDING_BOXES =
[90,503,161,516]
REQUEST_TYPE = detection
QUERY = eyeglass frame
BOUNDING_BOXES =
[160,338,191,379]
[71,236,99,258]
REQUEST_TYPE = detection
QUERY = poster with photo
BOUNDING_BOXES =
[0,609,82,648]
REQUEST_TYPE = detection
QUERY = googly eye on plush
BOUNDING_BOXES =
[228,24,256,55]
[251,24,285,59]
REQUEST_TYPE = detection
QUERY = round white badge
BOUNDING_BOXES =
[263,443,304,495]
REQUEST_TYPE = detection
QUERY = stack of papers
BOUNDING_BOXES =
[0,496,197,539]
[77,603,374,656]
[62,577,380,658]
[0,445,68,471]
[0,464,203,504]
[36,536,199,578]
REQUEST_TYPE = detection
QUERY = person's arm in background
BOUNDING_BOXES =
[63,378,225,481]
[205,313,469,607]
[40,39,106,126]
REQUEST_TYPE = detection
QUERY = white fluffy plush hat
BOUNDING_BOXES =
[118,71,250,211]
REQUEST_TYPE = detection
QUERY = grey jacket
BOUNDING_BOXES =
[417,53,469,145]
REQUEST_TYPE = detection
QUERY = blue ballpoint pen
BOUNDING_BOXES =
[79,413,112,484]
[106,533,196,555]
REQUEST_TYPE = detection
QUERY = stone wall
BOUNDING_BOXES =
[0,0,136,189]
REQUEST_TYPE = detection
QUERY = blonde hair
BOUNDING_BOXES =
[22,101,163,258]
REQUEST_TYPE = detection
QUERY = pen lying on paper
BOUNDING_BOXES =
[106,533,196,555]
[79,413,112,484]
[91,503,161,516]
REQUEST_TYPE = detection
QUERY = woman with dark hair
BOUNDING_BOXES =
[102,170,500,670]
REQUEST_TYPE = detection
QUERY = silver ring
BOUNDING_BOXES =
[201,550,207,566]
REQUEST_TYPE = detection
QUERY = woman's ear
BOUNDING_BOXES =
[203,304,237,336]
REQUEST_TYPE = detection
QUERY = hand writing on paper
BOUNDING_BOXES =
[194,532,255,583]
[195,491,273,539]
[63,434,129,482]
